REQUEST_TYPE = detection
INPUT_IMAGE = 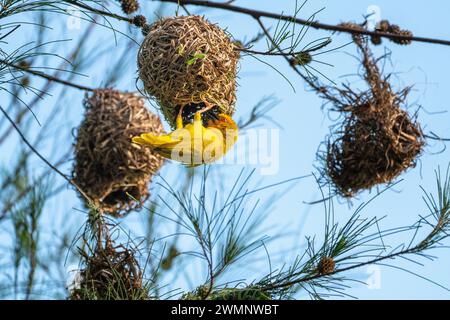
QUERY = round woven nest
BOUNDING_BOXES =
[313,36,424,197]
[326,101,423,197]
[69,242,147,300]
[137,15,240,128]
[73,89,164,216]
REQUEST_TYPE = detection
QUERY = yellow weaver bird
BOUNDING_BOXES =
[132,108,238,166]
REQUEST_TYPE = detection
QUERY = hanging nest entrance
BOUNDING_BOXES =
[311,36,424,197]
[69,241,148,300]
[137,15,240,128]
[73,89,164,216]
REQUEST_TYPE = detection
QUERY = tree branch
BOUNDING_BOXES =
[157,0,450,47]
[63,0,133,24]
[264,246,420,292]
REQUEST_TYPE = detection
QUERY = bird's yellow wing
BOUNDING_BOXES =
[132,133,182,147]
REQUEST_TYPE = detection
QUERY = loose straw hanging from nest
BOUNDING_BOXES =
[73,89,164,216]
[137,15,240,128]
[310,34,424,197]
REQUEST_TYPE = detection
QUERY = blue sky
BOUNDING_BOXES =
[2,0,450,299]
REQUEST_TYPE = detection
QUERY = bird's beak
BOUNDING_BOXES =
[217,113,232,124]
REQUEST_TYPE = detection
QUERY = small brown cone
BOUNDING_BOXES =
[120,0,139,15]
[318,257,335,275]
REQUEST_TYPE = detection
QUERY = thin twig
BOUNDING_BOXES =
[2,60,94,91]
[0,106,94,204]
[158,0,450,47]
[239,47,305,56]
[0,20,98,146]
[256,17,333,96]
[262,241,443,292]
[62,0,133,24]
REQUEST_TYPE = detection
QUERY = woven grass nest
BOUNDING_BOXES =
[137,15,240,128]
[73,89,164,216]
[70,242,147,300]
[314,36,424,197]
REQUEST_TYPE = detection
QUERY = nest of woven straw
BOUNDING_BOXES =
[70,241,147,300]
[138,15,240,128]
[73,89,164,216]
[314,36,424,197]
